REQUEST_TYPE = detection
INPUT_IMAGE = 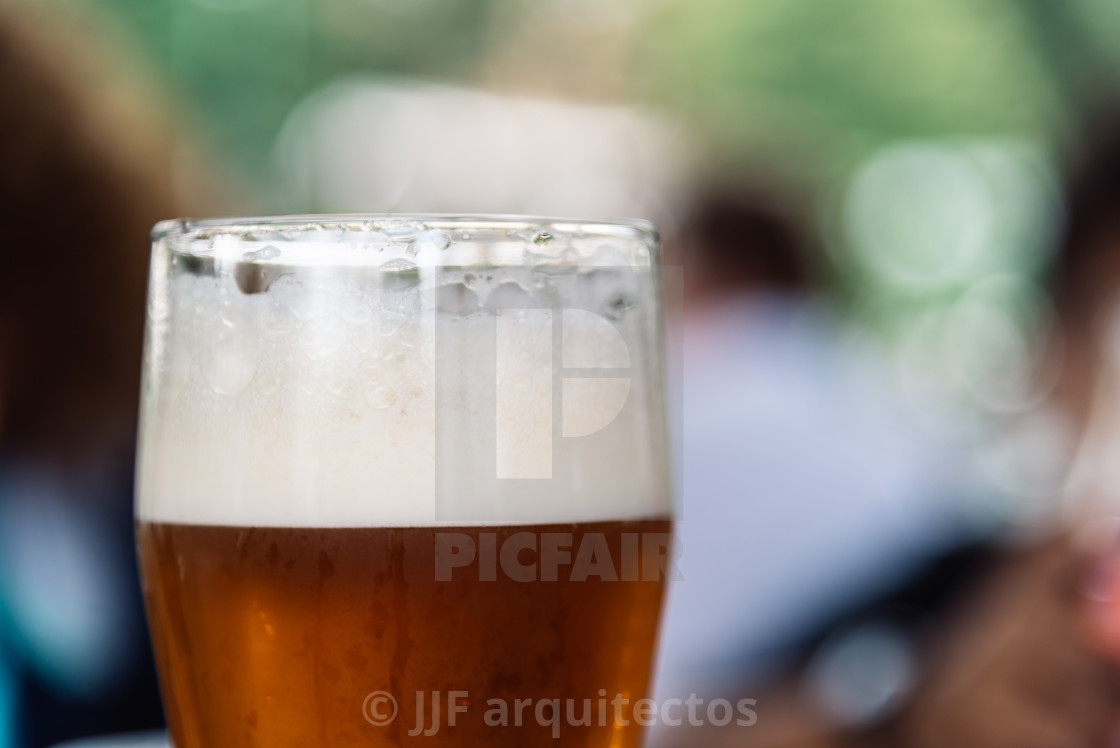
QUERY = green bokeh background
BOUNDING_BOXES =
[75,0,1120,188]
[42,0,1120,509]
[54,0,1120,352]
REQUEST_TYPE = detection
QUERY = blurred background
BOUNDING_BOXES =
[8,0,1120,745]
[59,0,1120,515]
[52,0,1120,515]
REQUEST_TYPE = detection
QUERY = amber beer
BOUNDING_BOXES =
[138,521,669,746]
[137,217,672,747]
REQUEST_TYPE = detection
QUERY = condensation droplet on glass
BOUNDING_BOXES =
[436,282,481,315]
[381,221,425,241]
[407,228,450,257]
[485,281,534,310]
[381,258,418,272]
[242,245,281,263]
[603,293,635,320]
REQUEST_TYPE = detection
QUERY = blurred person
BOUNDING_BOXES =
[656,180,979,694]
[1048,115,1120,650]
[0,3,226,746]
[865,112,1120,748]
[652,173,1120,748]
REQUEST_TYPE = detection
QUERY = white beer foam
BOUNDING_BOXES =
[137,247,670,527]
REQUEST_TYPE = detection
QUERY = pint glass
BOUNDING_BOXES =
[135,216,673,746]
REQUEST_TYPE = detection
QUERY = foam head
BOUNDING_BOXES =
[136,216,671,527]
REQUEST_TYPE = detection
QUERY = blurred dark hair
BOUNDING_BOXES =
[0,4,208,457]
[1050,110,1120,320]
[674,181,818,297]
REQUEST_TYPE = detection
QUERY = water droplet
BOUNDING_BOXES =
[379,258,421,290]
[416,229,451,251]
[526,248,578,274]
[381,258,418,272]
[174,254,216,278]
[436,282,481,315]
[381,221,425,241]
[345,230,392,252]
[291,224,343,242]
[242,245,281,262]
[602,292,635,320]
[235,265,284,295]
[485,281,535,310]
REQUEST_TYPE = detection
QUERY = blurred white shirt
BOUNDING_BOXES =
[654,294,969,698]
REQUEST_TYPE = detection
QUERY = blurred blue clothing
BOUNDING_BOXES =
[0,466,128,697]
[0,655,12,748]
[654,294,975,698]
[0,458,162,747]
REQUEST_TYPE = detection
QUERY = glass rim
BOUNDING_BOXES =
[152,214,658,245]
